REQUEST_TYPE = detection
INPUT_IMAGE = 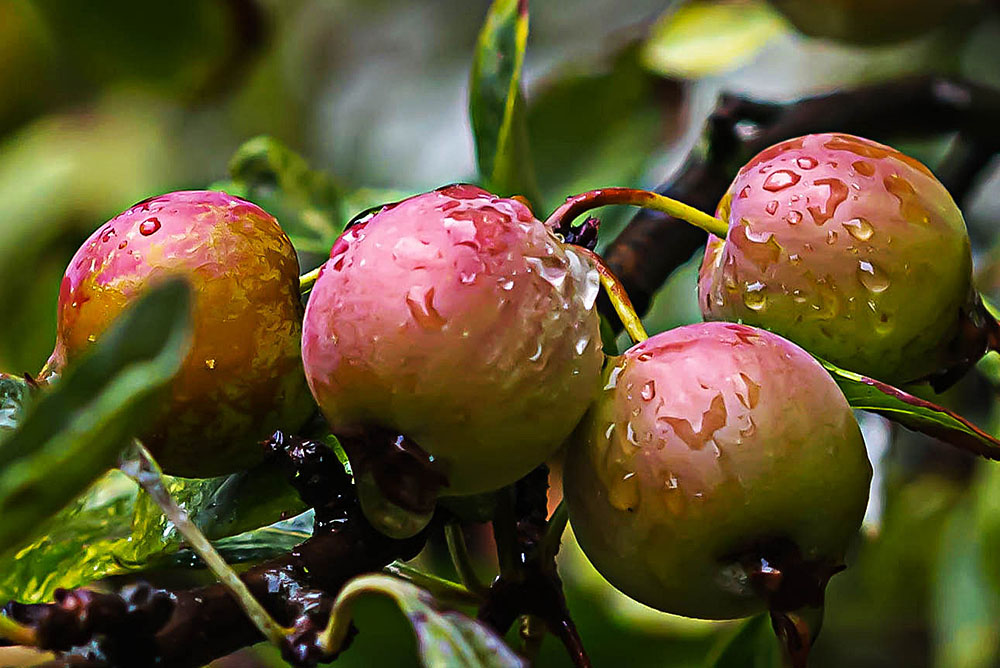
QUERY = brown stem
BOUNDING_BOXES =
[478,466,592,668]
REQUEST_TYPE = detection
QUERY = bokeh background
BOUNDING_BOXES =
[4,0,1000,666]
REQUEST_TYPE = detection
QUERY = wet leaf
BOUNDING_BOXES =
[641,0,786,79]
[0,280,191,562]
[329,574,525,667]
[706,613,780,668]
[0,460,305,603]
[822,360,1000,460]
[469,0,539,203]
[168,511,314,569]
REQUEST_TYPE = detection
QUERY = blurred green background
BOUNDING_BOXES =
[4,0,1000,666]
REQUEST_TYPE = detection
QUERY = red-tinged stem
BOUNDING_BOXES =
[545,188,728,240]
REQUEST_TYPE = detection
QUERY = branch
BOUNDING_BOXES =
[478,466,591,668]
[602,75,1000,323]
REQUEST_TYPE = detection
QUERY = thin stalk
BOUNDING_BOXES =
[122,442,291,647]
[541,500,568,563]
[573,247,648,344]
[299,264,323,295]
[545,188,728,240]
[384,562,482,606]
[519,614,547,662]
[445,523,490,597]
[492,487,519,578]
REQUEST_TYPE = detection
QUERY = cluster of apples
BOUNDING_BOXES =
[45,132,979,620]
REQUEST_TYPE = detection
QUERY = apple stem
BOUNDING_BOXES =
[770,608,819,668]
[541,500,568,563]
[572,247,648,344]
[122,441,292,648]
[544,188,728,240]
[383,561,482,606]
[445,523,490,597]
[299,264,323,294]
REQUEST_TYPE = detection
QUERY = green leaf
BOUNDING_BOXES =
[933,499,1000,668]
[169,511,314,569]
[0,460,306,603]
[329,574,525,667]
[820,360,1000,460]
[219,135,344,255]
[706,614,780,668]
[641,0,787,79]
[469,0,539,202]
[0,374,33,434]
[0,279,192,561]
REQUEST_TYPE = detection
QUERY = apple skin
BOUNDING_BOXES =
[301,184,604,497]
[564,322,871,620]
[46,190,313,477]
[698,133,975,385]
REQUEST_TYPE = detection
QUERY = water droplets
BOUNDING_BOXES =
[810,279,840,320]
[796,156,818,170]
[525,256,568,291]
[658,393,727,451]
[842,217,874,241]
[807,178,848,226]
[762,170,801,192]
[139,218,161,236]
[765,200,779,215]
[580,271,600,310]
[742,281,767,311]
[784,210,802,225]
[640,380,656,401]
[406,286,446,329]
[857,261,890,293]
[735,223,781,270]
[852,160,875,177]
[608,472,639,512]
[392,237,438,270]
[737,373,760,409]
[884,173,931,224]
[604,364,624,391]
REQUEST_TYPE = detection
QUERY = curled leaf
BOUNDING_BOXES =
[822,360,1000,460]
[322,574,525,667]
